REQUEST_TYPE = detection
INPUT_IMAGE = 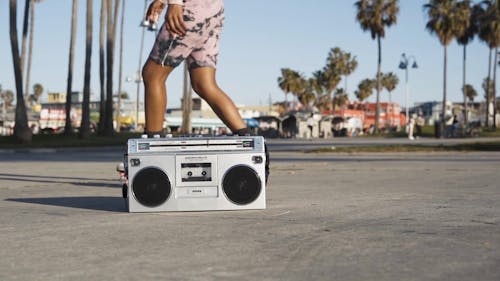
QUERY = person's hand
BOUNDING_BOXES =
[146,0,166,25]
[165,4,186,37]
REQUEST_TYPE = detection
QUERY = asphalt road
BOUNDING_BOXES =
[0,146,499,280]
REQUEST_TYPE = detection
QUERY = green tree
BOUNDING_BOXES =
[355,0,399,132]
[355,79,375,102]
[381,72,399,104]
[9,0,32,142]
[80,0,93,139]
[278,68,303,112]
[325,47,358,93]
[1,90,15,108]
[333,88,349,110]
[27,83,42,107]
[32,83,43,100]
[424,0,461,137]
[311,71,331,112]
[463,84,477,107]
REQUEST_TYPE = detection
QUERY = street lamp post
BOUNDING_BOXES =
[399,53,418,130]
[129,0,158,131]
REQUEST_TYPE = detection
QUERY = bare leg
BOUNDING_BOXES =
[189,67,246,132]
[142,59,174,133]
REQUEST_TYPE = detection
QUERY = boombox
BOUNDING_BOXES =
[124,135,266,212]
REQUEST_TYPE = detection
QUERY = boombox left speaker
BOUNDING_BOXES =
[125,136,266,212]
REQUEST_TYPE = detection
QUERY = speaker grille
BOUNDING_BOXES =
[222,165,261,205]
[132,167,171,207]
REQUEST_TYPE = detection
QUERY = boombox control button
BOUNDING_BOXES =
[130,158,141,166]
[187,171,193,176]
[252,156,263,164]
[153,134,160,138]
[141,134,148,139]
[201,171,207,176]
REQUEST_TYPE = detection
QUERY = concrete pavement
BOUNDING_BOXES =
[0,148,499,280]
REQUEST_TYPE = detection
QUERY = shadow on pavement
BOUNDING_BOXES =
[6,196,126,212]
[0,173,121,189]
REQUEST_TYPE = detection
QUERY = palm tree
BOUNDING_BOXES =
[319,66,342,110]
[381,72,399,103]
[310,71,331,112]
[80,0,93,139]
[278,68,303,112]
[381,72,399,127]
[115,0,126,132]
[333,88,349,110]
[33,83,43,100]
[9,0,32,142]
[355,0,399,132]
[455,0,476,126]
[98,0,106,134]
[424,0,461,138]
[24,0,43,106]
[29,83,43,106]
[477,0,500,128]
[464,84,478,103]
[63,0,78,135]
[20,0,31,98]
[463,83,477,118]
[355,79,375,102]
[325,47,358,93]
[297,78,315,109]
[103,0,122,136]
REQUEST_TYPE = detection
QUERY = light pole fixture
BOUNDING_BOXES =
[140,0,159,31]
[398,53,418,128]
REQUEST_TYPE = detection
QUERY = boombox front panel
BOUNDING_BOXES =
[126,136,266,212]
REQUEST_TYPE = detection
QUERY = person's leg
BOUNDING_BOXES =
[142,59,175,134]
[189,67,246,132]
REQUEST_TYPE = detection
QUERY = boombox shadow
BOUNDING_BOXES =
[6,196,126,212]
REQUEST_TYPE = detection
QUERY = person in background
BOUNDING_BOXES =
[415,114,425,139]
[408,114,415,140]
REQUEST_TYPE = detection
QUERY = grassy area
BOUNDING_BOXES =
[0,132,142,149]
[307,141,500,153]
[1,131,500,153]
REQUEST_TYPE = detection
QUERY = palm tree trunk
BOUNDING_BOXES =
[20,0,31,99]
[116,0,126,132]
[104,0,121,136]
[441,45,448,139]
[486,48,492,128]
[374,35,382,133]
[493,47,498,130]
[9,0,32,142]
[64,0,78,135]
[462,45,467,126]
[98,0,106,134]
[80,0,93,139]
[25,0,35,108]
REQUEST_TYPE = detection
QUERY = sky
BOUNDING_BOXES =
[0,0,493,110]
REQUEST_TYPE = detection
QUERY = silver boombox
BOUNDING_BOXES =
[124,135,266,212]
